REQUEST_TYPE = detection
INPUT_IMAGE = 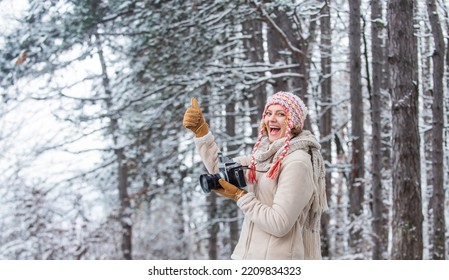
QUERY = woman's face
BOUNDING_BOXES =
[264,104,288,142]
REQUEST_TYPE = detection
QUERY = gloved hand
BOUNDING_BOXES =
[183,98,209,138]
[215,179,248,202]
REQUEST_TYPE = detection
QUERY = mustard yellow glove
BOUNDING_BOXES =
[183,98,209,138]
[215,179,248,202]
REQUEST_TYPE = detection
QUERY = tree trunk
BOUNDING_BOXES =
[207,192,219,260]
[96,33,132,260]
[334,132,348,257]
[242,18,267,139]
[388,0,423,260]
[426,0,446,260]
[199,87,219,260]
[370,0,388,260]
[225,100,240,254]
[348,0,365,256]
[318,1,332,259]
[266,8,290,93]
[116,147,132,260]
[291,19,315,131]
[421,22,434,258]
[380,2,393,260]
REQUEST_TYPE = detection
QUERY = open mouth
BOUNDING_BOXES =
[269,127,281,135]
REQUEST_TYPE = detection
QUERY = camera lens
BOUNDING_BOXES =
[199,174,221,193]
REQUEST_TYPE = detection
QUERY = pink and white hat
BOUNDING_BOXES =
[248,91,308,183]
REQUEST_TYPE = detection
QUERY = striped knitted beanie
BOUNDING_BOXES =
[248,91,308,183]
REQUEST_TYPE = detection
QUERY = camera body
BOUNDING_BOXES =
[199,153,247,193]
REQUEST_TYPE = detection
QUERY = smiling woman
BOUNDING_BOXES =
[183,91,327,260]
[264,105,287,142]
[248,91,309,181]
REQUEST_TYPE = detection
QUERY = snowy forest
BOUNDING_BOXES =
[0,0,448,260]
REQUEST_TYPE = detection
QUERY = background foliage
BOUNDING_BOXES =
[0,0,448,260]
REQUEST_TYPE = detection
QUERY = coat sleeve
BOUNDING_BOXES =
[194,132,251,174]
[237,155,314,237]
[194,132,220,174]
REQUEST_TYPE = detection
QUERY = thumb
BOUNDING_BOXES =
[191,97,200,110]
[218,179,234,190]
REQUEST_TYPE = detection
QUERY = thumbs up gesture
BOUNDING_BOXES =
[183,98,209,137]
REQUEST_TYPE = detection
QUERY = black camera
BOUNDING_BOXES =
[199,153,247,193]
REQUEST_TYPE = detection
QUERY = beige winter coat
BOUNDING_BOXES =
[195,131,325,260]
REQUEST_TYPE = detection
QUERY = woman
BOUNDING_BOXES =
[183,91,327,260]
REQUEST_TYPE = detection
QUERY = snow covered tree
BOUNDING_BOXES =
[348,0,365,257]
[388,0,423,259]
[1,0,447,260]
[425,0,446,260]
[370,0,389,260]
